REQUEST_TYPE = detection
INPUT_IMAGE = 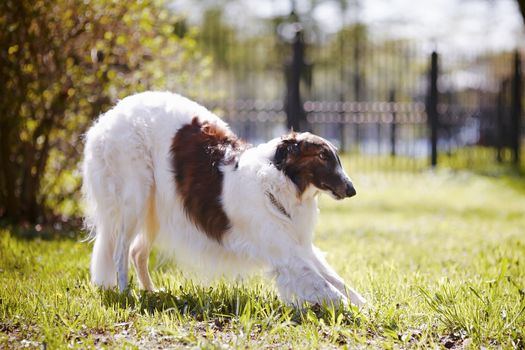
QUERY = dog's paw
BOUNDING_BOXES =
[342,285,367,308]
[347,290,367,308]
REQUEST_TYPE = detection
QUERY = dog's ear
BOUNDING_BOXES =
[274,142,289,169]
[274,135,299,169]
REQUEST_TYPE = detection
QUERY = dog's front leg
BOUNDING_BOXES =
[273,255,349,307]
[310,246,366,307]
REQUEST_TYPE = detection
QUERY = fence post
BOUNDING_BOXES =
[496,85,503,163]
[339,102,346,152]
[284,25,307,132]
[339,2,346,152]
[353,25,362,153]
[428,51,439,167]
[511,50,522,165]
[496,79,507,163]
[389,88,397,157]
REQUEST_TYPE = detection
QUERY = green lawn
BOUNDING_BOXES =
[1,170,525,349]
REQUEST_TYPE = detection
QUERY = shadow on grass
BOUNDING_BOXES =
[100,284,363,327]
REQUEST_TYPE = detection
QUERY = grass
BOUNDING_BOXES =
[1,168,525,349]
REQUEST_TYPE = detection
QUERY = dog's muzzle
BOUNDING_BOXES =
[345,181,357,198]
[326,178,356,200]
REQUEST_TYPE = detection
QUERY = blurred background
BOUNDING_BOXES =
[0,0,524,226]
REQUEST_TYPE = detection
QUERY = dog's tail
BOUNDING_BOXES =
[81,123,119,289]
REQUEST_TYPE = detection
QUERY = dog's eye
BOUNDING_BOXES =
[319,151,328,160]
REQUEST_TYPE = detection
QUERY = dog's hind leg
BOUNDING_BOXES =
[130,235,154,291]
[90,197,144,292]
[111,182,149,292]
[91,222,117,288]
[114,195,147,292]
[130,188,158,291]
[114,222,133,292]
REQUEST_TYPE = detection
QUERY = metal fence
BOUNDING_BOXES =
[186,14,523,172]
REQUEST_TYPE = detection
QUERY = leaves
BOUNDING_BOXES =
[0,0,210,222]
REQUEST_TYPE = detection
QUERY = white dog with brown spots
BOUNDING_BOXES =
[82,91,366,307]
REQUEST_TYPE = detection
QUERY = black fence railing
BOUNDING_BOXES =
[187,15,524,172]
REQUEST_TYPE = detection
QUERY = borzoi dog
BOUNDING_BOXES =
[82,91,366,307]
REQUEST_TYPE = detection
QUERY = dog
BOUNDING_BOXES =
[82,91,366,307]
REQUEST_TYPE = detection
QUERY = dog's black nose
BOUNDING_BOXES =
[346,183,357,197]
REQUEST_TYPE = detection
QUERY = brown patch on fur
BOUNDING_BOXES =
[130,185,157,291]
[171,117,247,241]
[273,132,346,198]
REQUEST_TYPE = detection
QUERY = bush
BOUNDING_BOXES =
[0,0,210,223]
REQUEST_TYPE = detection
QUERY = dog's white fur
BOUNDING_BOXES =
[82,91,366,307]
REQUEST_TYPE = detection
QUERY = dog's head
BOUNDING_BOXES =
[273,132,356,200]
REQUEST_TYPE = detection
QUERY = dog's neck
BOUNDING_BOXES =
[265,191,291,219]
[233,143,319,245]
[264,175,319,245]
[237,140,320,205]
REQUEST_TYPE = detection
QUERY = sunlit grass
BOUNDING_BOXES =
[1,168,524,348]
[343,145,525,175]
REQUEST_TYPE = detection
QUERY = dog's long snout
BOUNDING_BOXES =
[345,181,357,198]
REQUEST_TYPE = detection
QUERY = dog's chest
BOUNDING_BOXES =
[289,199,319,244]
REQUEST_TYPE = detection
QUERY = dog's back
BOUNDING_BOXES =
[82,91,228,289]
